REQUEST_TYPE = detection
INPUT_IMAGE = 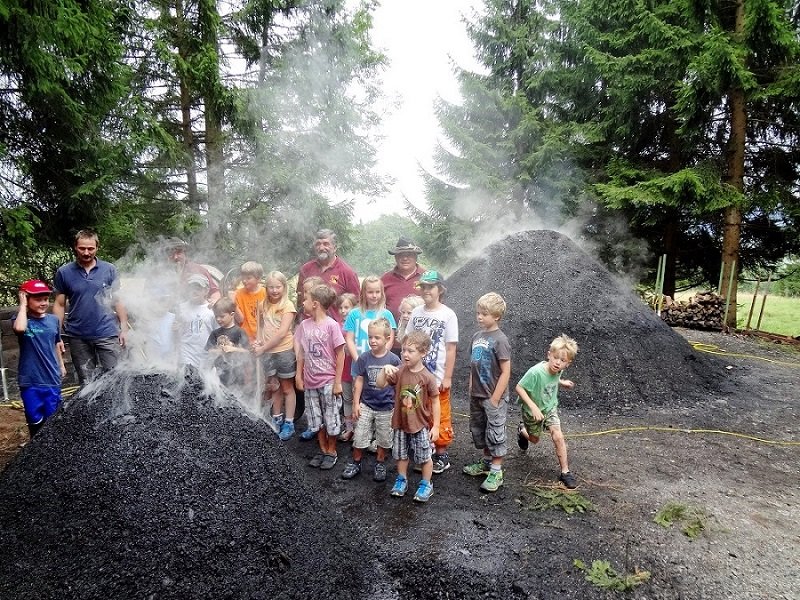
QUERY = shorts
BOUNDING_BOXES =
[353,405,393,450]
[20,386,62,425]
[341,381,354,417]
[469,395,509,457]
[261,349,296,379]
[520,404,561,438]
[304,385,343,436]
[393,428,433,463]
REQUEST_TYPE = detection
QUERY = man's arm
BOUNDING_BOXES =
[52,293,66,328]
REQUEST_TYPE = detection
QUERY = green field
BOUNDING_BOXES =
[735,293,799,337]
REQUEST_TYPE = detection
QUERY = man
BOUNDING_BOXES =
[297,229,360,322]
[53,229,129,385]
[381,236,425,322]
[165,237,221,305]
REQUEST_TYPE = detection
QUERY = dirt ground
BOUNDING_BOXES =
[1,327,796,599]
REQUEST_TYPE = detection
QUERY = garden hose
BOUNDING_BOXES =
[689,341,800,368]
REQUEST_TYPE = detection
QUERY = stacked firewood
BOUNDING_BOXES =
[661,291,724,330]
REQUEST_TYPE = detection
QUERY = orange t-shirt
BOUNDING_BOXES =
[234,286,267,340]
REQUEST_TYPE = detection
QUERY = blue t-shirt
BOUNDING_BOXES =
[53,259,121,338]
[14,314,62,388]
[343,307,397,376]
[354,350,401,411]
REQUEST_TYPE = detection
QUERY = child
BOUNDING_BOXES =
[404,270,458,473]
[205,297,250,387]
[335,292,358,442]
[396,294,423,349]
[12,280,66,438]
[177,274,217,368]
[296,275,324,440]
[377,331,440,502]
[516,334,579,489]
[341,318,401,482]
[294,284,345,470]
[233,261,266,341]
[252,271,298,441]
[462,293,512,492]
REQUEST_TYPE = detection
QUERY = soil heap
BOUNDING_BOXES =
[445,230,724,410]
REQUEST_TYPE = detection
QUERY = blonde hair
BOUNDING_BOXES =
[368,317,393,339]
[403,330,431,354]
[240,261,264,279]
[264,271,292,313]
[359,275,386,311]
[476,292,507,319]
[336,292,358,310]
[399,294,424,312]
[549,334,578,361]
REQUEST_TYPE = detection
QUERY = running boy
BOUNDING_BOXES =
[13,280,66,438]
[462,293,511,492]
[377,331,440,503]
[516,334,579,489]
[294,284,345,470]
[404,270,457,473]
[341,318,401,482]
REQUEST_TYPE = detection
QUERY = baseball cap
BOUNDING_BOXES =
[417,270,445,286]
[186,274,210,288]
[20,279,52,295]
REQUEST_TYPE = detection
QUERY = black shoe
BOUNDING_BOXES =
[373,462,387,482]
[559,471,578,489]
[341,460,361,479]
[517,422,529,451]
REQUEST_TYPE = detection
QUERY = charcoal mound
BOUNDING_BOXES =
[0,372,380,599]
[446,230,726,409]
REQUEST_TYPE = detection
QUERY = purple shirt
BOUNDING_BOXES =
[295,316,345,389]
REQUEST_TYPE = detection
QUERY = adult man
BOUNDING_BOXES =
[380,236,425,321]
[297,229,360,322]
[165,237,221,305]
[53,229,129,385]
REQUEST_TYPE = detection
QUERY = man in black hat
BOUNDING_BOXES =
[380,236,425,323]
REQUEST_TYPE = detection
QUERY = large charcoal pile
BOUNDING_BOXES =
[0,372,382,599]
[446,230,725,409]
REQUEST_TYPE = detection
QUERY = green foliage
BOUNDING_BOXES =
[654,501,710,539]
[520,487,594,514]
[345,214,421,277]
[574,558,651,592]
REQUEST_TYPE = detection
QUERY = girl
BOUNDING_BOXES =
[396,294,424,348]
[336,293,358,442]
[252,271,298,441]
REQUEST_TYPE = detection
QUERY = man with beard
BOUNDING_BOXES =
[53,229,129,385]
[297,229,360,323]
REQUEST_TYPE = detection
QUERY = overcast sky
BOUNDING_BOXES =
[354,0,483,223]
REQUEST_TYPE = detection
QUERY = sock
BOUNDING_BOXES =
[490,464,502,473]
[284,418,293,424]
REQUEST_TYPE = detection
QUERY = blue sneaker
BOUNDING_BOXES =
[390,475,408,497]
[413,479,434,502]
[299,428,318,441]
[278,421,295,441]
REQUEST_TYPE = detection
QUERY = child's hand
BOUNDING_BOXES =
[352,401,361,420]
[561,379,575,390]
[295,374,304,391]
[18,290,27,306]
[383,364,399,377]
[333,382,342,395]
[440,377,452,391]
[251,341,265,356]
[429,426,440,443]
[530,406,545,422]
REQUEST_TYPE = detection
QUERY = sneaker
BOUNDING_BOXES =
[278,421,295,441]
[272,415,284,430]
[308,453,325,468]
[517,422,529,451]
[390,475,408,497]
[462,459,491,477]
[432,453,451,474]
[320,454,338,470]
[299,428,318,441]
[373,462,387,482]
[413,479,434,502]
[480,469,504,492]
[559,471,578,489]
[341,460,361,479]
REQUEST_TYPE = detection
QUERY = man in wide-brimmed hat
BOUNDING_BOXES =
[380,236,425,322]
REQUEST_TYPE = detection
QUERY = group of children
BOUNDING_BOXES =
[13,263,581,502]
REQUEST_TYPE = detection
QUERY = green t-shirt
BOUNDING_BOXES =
[517,361,561,415]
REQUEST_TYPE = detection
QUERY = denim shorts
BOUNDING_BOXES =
[261,349,296,379]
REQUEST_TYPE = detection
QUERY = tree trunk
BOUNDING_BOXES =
[199,0,225,218]
[175,0,199,208]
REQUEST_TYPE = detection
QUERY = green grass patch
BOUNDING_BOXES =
[735,293,800,337]
[519,487,594,514]
[574,558,651,591]
[654,501,710,539]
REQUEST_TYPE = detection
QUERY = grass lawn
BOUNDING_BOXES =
[735,293,799,337]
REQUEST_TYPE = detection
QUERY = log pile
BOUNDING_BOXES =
[661,291,724,330]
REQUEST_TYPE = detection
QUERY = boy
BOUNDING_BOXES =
[404,270,457,473]
[233,261,266,341]
[462,293,511,492]
[516,334,579,489]
[13,280,66,438]
[294,284,345,470]
[177,274,217,368]
[377,331,440,502]
[206,297,250,387]
[341,318,401,482]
